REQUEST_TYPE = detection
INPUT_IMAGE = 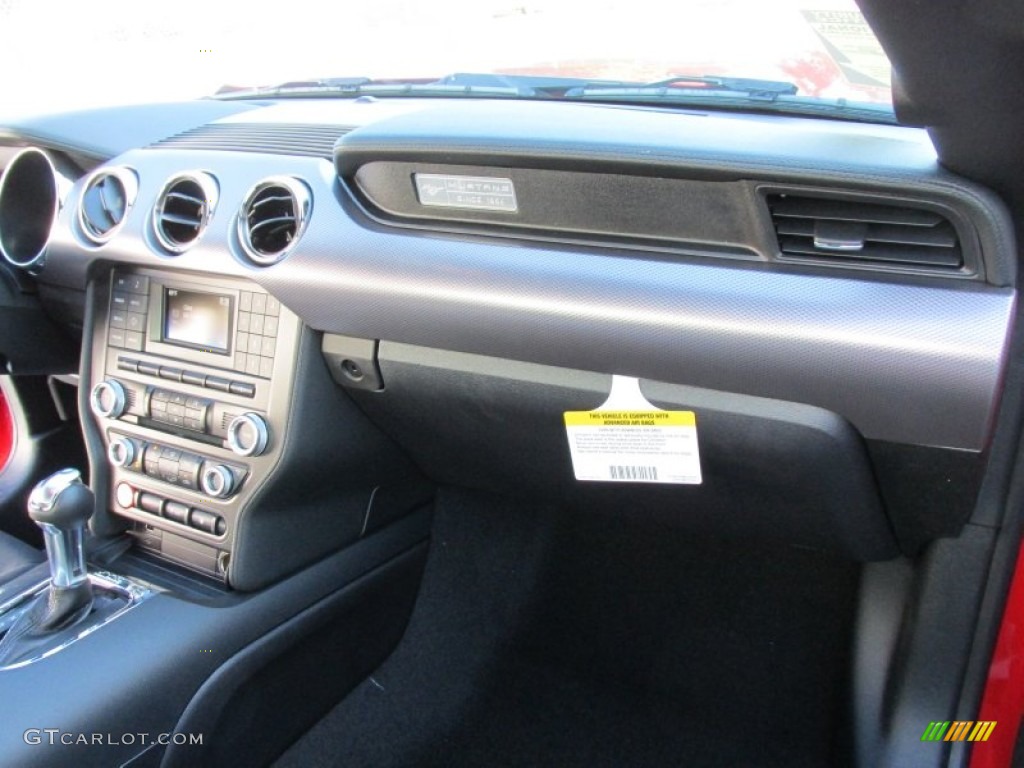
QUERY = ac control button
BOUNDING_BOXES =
[90,380,127,419]
[200,463,235,499]
[107,436,136,468]
[226,413,269,457]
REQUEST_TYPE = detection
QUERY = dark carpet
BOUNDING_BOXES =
[275,488,860,767]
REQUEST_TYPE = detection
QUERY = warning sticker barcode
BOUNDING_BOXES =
[609,465,659,481]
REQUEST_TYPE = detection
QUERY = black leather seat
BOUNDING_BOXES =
[0,532,43,582]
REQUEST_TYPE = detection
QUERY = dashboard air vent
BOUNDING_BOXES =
[78,167,138,244]
[237,177,312,266]
[766,193,963,270]
[152,172,218,253]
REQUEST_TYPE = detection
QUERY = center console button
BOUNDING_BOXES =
[111,292,129,310]
[125,331,144,351]
[90,380,127,419]
[126,294,148,313]
[117,357,139,373]
[138,361,160,377]
[206,376,230,393]
[116,274,149,294]
[125,312,146,332]
[179,453,203,473]
[115,483,136,509]
[189,508,224,535]
[229,381,255,397]
[181,370,206,387]
[226,412,269,457]
[265,295,281,316]
[163,501,190,525]
[138,492,164,516]
[107,437,136,468]
[108,329,127,348]
[200,463,235,498]
[109,310,127,329]
[160,367,184,383]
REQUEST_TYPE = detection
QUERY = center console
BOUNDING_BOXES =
[87,268,301,582]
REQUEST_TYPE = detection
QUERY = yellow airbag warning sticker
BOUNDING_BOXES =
[564,376,702,484]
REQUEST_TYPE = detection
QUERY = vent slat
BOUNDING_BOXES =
[151,123,352,159]
[767,194,964,271]
[775,218,959,248]
[249,215,297,236]
[158,212,203,227]
[778,236,964,267]
[770,197,944,227]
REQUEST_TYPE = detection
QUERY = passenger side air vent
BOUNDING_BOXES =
[78,167,138,245]
[152,172,218,253]
[766,193,964,270]
[237,177,312,266]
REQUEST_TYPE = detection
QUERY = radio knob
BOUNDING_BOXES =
[107,436,136,468]
[200,463,235,499]
[226,412,269,457]
[90,379,127,419]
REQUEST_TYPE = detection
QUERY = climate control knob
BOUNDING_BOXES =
[90,379,127,419]
[200,463,235,499]
[226,412,269,457]
[107,436,136,468]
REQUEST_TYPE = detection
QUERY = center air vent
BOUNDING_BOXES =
[766,193,964,271]
[237,177,312,266]
[152,172,218,253]
[78,167,138,244]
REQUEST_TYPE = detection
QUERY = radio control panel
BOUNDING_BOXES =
[88,268,301,582]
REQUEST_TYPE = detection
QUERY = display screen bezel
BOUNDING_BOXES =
[161,287,234,356]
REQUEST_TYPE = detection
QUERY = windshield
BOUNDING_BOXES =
[0,0,892,121]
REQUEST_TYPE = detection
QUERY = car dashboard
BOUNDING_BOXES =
[0,93,1017,766]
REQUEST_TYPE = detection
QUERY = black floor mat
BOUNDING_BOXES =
[275,488,860,768]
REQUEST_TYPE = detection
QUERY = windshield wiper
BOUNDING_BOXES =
[213,76,543,100]
[564,75,895,123]
[212,72,895,124]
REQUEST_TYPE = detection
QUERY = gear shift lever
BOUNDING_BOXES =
[28,468,93,592]
[0,469,149,668]
[0,469,94,657]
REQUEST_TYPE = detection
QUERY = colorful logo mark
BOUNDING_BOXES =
[921,721,996,742]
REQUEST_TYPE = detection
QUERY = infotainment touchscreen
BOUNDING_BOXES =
[163,288,232,354]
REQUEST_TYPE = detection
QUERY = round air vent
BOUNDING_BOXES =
[78,167,138,244]
[152,172,218,253]
[0,147,60,269]
[237,177,312,266]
